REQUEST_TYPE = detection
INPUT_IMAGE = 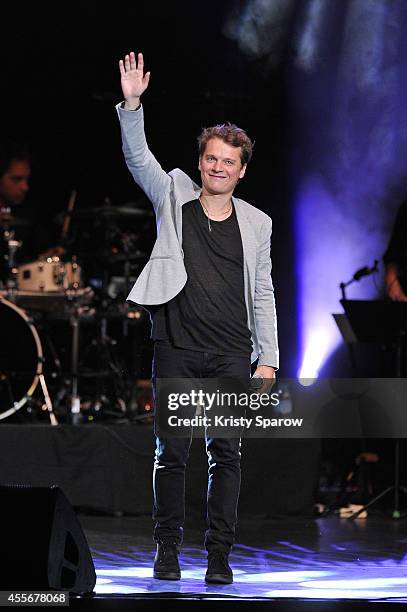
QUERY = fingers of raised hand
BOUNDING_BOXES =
[124,53,131,71]
[121,51,143,73]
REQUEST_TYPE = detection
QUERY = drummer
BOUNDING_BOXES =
[0,142,63,268]
[0,142,31,209]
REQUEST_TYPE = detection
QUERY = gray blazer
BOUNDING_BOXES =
[116,104,279,368]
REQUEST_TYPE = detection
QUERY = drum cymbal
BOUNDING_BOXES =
[57,206,154,222]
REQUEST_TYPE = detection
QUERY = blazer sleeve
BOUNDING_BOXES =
[116,103,171,215]
[254,217,279,369]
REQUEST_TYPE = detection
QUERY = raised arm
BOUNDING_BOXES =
[117,52,170,214]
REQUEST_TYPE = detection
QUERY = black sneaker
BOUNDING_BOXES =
[205,551,233,584]
[153,542,181,580]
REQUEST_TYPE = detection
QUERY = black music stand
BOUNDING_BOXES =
[335,299,407,519]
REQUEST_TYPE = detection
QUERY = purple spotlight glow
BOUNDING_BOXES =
[295,175,371,379]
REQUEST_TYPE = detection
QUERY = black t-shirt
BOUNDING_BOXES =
[152,199,252,356]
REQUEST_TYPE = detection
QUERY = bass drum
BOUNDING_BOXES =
[0,297,43,420]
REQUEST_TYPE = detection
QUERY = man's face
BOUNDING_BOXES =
[0,159,30,206]
[199,137,247,196]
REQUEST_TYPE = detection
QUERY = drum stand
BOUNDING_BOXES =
[70,305,81,424]
[82,309,129,420]
[38,373,58,426]
[68,296,95,425]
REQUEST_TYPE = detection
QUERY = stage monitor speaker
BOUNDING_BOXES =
[0,485,96,594]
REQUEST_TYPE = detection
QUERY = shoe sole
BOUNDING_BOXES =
[153,571,181,580]
[205,574,233,585]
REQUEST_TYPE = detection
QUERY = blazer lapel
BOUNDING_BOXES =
[234,198,256,274]
[234,198,257,333]
[175,186,202,248]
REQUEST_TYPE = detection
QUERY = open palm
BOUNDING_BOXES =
[119,51,150,100]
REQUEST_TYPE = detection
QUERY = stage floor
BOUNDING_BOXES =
[70,513,407,608]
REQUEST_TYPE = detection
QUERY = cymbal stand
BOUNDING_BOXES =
[70,304,80,423]
[68,296,94,424]
[100,311,128,411]
[78,306,129,419]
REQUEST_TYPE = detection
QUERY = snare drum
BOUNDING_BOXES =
[17,257,82,292]
[0,296,43,420]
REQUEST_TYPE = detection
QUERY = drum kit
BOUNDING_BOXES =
[0,196,154,425]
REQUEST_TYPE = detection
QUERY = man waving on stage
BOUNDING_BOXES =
[117,51,279,584]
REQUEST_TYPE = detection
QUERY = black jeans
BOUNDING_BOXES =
[152,340,251,552]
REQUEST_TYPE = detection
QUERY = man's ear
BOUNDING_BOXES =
[239,164,247,180]
[198,156,202,172]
